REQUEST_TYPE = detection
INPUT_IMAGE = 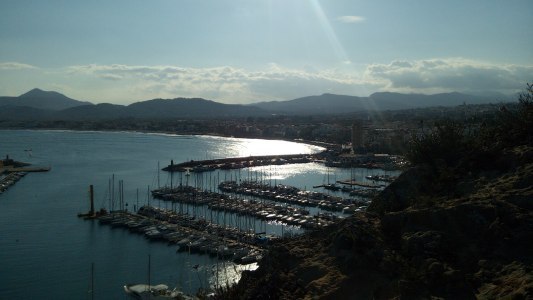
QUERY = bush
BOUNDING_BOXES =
[406,120,473,169]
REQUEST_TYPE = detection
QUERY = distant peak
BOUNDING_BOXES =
[20,88,66,98]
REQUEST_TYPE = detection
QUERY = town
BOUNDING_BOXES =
[0,102,507,158]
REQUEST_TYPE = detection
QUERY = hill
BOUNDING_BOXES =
[0,88,92,111]
[55,98,266,120]
[125,98,265,119]
[253,92,509,115]
[218,88,533,299]
[0,89,266,120]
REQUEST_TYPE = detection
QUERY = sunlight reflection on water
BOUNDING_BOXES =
[207,262,259,291]
[222,138,323,157]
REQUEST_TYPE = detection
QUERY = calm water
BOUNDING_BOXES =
[0,130,397,299]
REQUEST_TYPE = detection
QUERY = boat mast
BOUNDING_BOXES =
[157,161,160,189]
[90,262,95,300]
[147,255,151,292]
[108,178,111,211]
[170,160,173,189]
[89,185,94,216]
[111,174,115,211]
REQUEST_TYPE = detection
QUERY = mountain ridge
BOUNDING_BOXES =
[252,91,510,115]
[0,88,513,120]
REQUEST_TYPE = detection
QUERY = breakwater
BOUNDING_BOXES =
[163,153,317,172]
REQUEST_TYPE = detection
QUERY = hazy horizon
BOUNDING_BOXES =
[1,0,532,105]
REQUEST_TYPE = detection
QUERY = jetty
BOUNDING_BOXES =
[4,166,51,172]
[163,153,317,173]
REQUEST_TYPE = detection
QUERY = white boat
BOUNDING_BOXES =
[124,283,191,299]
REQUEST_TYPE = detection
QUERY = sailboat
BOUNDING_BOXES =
[323,168,340,191]
[124,255,192,300]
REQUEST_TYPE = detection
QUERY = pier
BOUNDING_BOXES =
[217,180,369,213]
[151,183,347,225]
[97,207,269,264]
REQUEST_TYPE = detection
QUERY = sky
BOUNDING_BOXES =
[0,0,532,105]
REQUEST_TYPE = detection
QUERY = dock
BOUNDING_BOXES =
[96,207,268,264]
[0,172,26,193]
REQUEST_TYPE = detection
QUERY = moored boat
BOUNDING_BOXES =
[124,283,192,299]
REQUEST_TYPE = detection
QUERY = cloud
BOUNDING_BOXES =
[0,62,38,70]
[337,16,365,23]
[67,63,374,103]
[364,58,533,94]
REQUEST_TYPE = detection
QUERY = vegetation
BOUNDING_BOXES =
[405,83,533,189]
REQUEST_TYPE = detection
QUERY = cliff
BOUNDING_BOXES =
[216,87,533,299]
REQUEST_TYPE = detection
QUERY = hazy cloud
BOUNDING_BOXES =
[0,62,38,70]
[337,16,365,23]
[365,58,533,94]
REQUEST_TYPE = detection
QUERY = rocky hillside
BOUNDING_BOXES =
[216,86,533,299]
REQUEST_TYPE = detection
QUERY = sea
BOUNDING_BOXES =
[0,130,399,299]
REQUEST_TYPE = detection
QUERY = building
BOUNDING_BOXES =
[351,121,365,152]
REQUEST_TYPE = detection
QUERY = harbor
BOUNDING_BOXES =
[0,130,401,298]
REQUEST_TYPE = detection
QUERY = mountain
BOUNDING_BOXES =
[253,93,367,115]
[253,92,510,115]
[0,88,92,111]
[125,98,265,119]
[56,98,267,120]
[58,103,130,120]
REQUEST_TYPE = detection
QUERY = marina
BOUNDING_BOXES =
[0,171,27,193]
[217,180,370,213]
[96,206,268,264]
